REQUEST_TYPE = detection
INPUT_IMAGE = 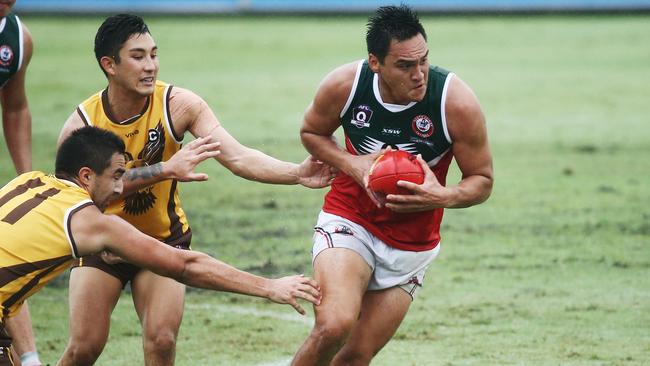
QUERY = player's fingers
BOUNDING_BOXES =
[384,202,419,213]
[364,187,383,207]
[188,135,212,149]
[289,299,306,315]
[298,283,321,301]
[196,150,221,162]
[395,180,420,192]
[416,154,437,182]
[182,173,209,182]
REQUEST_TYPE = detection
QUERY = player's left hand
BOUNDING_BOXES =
[385,154,450,212]
[296,156,337,188]
[267,274,322,315]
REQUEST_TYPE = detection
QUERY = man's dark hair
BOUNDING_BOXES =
[94,13,150,77]
[56,126,125,179]
[366,4,427,63]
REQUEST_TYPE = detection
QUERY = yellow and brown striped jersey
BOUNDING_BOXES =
[0,172,93,318]
[76,80,190,244]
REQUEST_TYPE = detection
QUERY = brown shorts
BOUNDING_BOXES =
[0,324,14,366]
[71,231,192,288]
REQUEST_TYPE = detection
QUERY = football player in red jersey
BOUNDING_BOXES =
[292,5,493,365]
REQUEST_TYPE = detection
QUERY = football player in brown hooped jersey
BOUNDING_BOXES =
[54,14,334,366]
[0,1,42,365]
[293,5,493,366]
[0,126,321,366]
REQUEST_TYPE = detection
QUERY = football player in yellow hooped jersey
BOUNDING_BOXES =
[0,127,321,366]
[55,14,334,366]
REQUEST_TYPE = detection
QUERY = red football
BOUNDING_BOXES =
[368,150,424,196]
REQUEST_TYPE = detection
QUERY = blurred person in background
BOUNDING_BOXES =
[0,1,38,365]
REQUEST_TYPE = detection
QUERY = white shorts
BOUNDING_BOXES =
[312,211,441,299]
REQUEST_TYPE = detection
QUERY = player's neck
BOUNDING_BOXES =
[105,85,149,123]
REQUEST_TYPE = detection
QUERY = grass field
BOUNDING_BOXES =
[1,14,649,366]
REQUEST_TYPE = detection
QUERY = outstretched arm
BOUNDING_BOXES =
[169,87,334,188]
[58,112,221,197]
[1,22,33,174]
[72,206,321,314]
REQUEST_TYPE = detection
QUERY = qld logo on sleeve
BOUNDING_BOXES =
[411,115,434,138]
[351,105,373,129]
[0,45,13,67]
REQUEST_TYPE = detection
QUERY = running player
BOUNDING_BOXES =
[292,5,493,365]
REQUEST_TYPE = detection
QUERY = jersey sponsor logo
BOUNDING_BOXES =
[351,105,373,129]
[0,45,13,66]
[409,136,434,147]
[412,115,434,138]
[123,122,166,216]
[381,127,402,136]
[125,129,140,138]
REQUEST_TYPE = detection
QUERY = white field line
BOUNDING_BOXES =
[185,302,314,325]
[251,357,293,366]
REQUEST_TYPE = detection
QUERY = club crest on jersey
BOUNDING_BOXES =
[351,105,373,129]
[412,115,434,138]
[0,45,13,66]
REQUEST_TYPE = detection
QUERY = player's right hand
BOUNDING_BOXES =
[267,274,321,315]
[163,135,221,182]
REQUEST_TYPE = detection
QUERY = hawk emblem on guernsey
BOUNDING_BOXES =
[123,122,166,215]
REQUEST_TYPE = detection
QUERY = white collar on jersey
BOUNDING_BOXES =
[373,73,417,113]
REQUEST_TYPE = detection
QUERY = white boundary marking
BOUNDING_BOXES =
[185,302,313,325]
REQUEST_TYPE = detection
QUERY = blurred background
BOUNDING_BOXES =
[3,1,650,365]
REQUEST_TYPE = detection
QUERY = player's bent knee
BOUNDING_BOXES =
[312,318,356,346]
[143,330,177,355]
[334,348,374,366]
[65,342,104,366]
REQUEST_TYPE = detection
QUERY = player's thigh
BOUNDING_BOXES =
[313,248,372,324]
[340,287,412,354]
[131,270,186,333]
[67,267,123,340]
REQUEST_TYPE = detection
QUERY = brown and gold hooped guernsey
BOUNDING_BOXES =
[0,172,93,318]
[76,80,190,245]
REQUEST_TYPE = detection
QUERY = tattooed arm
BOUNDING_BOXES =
[58,113,221,198]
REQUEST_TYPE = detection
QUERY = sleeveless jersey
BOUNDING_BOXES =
[0,172,93,318]
[323,60,455,252]
[76,80,190,245]
[0,14,24,89]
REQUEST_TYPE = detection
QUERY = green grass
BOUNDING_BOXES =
[2,14,649,365]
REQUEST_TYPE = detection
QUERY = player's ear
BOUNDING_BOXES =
[368,54,380,73]
[100,56,116,76]
[77,166,95,187]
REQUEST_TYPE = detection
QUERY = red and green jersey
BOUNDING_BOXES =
[323,60,455,251]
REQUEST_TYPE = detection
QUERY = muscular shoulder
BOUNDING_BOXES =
[312,61,360,116]
[20,21,33,67]
[445,75,486,142]
[58,109,86,146]
[167,86,212,131]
